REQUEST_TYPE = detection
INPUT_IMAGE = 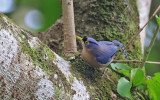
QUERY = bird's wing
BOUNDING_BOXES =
[112,40,123,47]
[96,41,118,64]
[96,56,113,64]
[99,40,123,47]
[98,41,113,45]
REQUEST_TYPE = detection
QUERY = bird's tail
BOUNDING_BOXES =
[112,40,123,48]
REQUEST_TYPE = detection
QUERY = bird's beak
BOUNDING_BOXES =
[76,36,83,42]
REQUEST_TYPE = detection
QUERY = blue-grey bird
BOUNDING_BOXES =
[76,36,123,67]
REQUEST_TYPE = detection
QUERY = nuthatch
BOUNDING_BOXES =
[76,36,123,67]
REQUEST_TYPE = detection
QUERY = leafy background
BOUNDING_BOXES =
[1,0,62,32]
[0,0,160,76]
[145,0,160,75]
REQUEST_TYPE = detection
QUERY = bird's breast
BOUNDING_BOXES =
[81,46,113,67]
[82,47,101,67]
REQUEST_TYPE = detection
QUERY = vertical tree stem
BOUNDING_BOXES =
[141,26,160,69]
[62,0,77,56]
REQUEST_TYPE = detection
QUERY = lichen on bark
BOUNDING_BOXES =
[30,0,142,99]
[0,13,90,100]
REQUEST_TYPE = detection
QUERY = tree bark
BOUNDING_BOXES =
[0,13,89,100]
[72,0,143,99]
[62,0,77,56]
[137,0,152,53]
[35,0,146,99]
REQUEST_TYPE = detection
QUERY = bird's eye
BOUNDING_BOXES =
[85,41,90,45]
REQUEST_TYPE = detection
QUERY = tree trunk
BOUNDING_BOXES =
[21,0,145,100]
[62,0,77,56]
[0,13,89,100]
[137,0,152,53]
[72,0,142,99]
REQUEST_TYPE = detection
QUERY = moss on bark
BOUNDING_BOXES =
[71,0,142,99]
[23,0,143,99]
[0,13,76,99]
[74,0,141,60]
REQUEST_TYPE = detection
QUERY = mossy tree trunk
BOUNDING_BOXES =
[0,13,90,100]
[30,0,144,100]
[71,0,143,99]
[74,0,141,61]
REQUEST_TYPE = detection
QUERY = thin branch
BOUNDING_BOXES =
[112,60,160,64]
[115,5,160,60]
[112,60,142,63]
[141,25,160,67]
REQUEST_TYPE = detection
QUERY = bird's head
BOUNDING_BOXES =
[76,36,98,50]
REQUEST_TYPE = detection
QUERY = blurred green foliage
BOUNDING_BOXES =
[7,0,62,32]
[38,0,62,31]
[145,0,160,76]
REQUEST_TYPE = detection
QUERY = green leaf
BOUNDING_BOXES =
[147,73,160,100]
[131,68,145,86]
[117,70,131,78]
[111,63,132,71]
[152,73,160,84]
[117,77,132,99]
[155,15,160,26]
[147,79,160,100]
